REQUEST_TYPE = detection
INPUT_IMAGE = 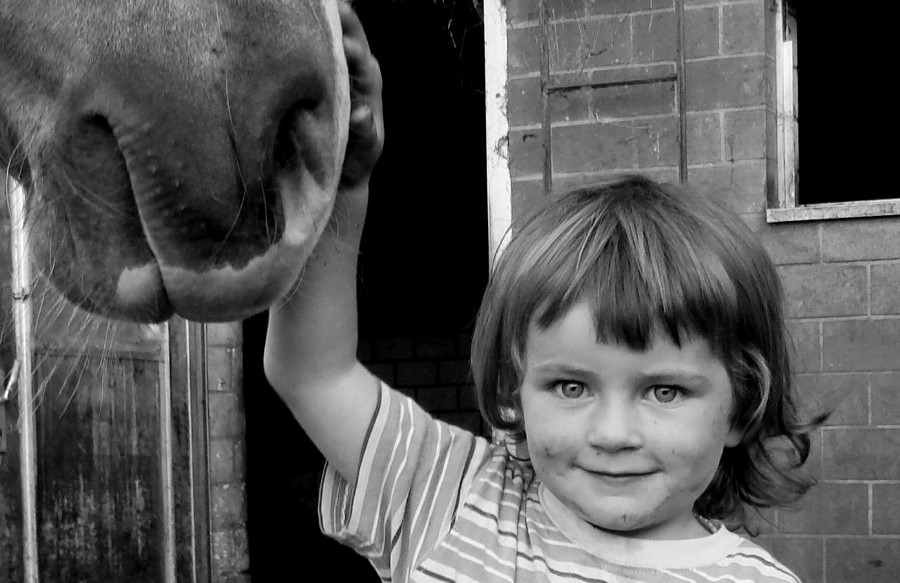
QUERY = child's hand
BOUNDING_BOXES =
[338,2,384,193]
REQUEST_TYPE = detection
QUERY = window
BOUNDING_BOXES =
[766,0,899,222]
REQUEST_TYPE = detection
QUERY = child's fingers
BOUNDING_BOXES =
[338,2,371,54]
[343,37,371,81]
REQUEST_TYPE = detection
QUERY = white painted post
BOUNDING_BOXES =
[483,0,512,270]
[8,177,39,583]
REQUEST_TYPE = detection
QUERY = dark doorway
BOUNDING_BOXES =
[243,1,488,580]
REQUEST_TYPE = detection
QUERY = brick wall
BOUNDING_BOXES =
[206,322,250,583]
[505,0,899,580]
[359,330,487,437]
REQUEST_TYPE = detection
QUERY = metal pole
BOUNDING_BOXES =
[8,177,39,583]
[159,325,177,582]
[675,0,689,182]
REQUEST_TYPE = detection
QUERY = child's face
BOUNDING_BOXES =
[520,301,742,540]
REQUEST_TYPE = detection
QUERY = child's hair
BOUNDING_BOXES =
[470,174,824,530]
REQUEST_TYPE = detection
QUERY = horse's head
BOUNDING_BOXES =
[0,0,350,322]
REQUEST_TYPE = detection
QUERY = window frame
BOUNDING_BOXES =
[766,0,900,223]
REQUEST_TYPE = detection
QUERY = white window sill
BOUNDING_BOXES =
[766,199,900,223]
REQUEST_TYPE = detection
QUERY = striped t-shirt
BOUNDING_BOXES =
[320,382,802,583]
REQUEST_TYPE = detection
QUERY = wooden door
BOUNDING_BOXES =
[1,248,211,581]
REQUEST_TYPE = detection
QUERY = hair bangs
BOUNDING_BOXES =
[531,194,743,355]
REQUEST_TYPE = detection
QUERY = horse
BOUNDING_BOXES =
[1,0,351,324]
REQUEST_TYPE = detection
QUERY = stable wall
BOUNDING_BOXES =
[501,0,899,580]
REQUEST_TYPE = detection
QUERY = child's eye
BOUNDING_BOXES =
[553,381,586,399]
[649,386,682,404]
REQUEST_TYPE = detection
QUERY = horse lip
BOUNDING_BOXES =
[158,238,313,322]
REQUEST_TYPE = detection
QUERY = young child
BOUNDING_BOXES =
[264,4,819,581]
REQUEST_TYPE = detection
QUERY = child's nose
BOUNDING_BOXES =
[585,398,642,451]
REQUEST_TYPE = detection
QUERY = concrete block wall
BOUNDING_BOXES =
[206,322,250,583]
[505,0,900,580]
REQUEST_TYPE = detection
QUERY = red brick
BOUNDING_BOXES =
[211,483,247,529]
[724,108,766,161]
[778,482,868,534]
[508,77,541,127]
[209,392,245,438]
[366,362,396,385]
[373,336,414,360]
[635,116,680,169]
[356,338,373,361]
[778,264,868,318]
[509,128,544,179]
[871,372,900,426]
[823,428,900,480]
[549,77,676,122]
[396,361,438,387]
[212,527,250,576]
[460,385,480,410]
[509,0,673,25]
[873,483,900,534]
[507,0,541,24]
[511,179,545,226]
[742,213,820,265]
[686,160,767,214]
[417,386,459,412]
[822,218,900,262]
[685,6,719,58]
[722,1,765,54]
[685,55,767,110]
[825,538,900,582]
[207,345,235,392]
[210,438,237,483]
[206,322,241,347]
[551,122,637,172]
[786,319,820,373]
[416,336,459,359]
[824,319,900,372]
[508,26,542,77]
[687,112,721,164]
[794,373,868,426]
[438,359,471,385]
[549,17,632,72]
[440,410,485,435]
[632,11,676,64]
[872,262,900,315]
[755,536,823,583]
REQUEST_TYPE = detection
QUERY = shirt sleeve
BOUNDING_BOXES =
[319,381,490,581]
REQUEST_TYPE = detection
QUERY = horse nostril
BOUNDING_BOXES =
[73,114,120,161]
[272,97,320,172]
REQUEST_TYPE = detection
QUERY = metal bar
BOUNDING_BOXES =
[547,74,678,94]
[188,322,211,583]
[538,0,553,196]
[675,0,689,182]
[160,324,177,582]
[8,177,39,583]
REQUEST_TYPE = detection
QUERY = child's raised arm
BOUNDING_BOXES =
[263,2,384,484]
